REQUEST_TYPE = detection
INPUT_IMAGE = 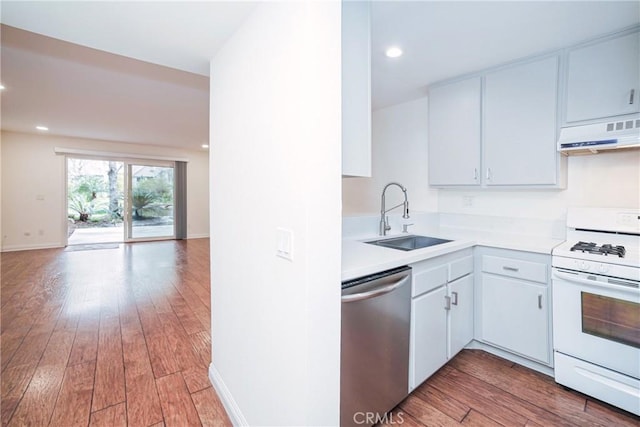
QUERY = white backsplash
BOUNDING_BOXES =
[438,212,566,240]
[343,211,566,241]
[342,211,440,239]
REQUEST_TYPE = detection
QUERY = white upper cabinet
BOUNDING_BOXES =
[566,31,640,123]
[484,56,559,186]
[342,1,371,177]
[428,77,481,186]
[428,56,561,188]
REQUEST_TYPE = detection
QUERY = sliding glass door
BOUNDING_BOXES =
[66,157,177,245]
[126,163,175,241]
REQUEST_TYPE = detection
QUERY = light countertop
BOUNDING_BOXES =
[342,226,563,282]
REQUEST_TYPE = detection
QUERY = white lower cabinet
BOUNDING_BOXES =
[411,286,447,388]
[448,274,474,358]
[409,249,474,391]
[476,247,552,366]
[481,275,548,363]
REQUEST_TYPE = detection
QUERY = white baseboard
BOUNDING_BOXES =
[466,340,554,377]
[1,242,64,252]
[187,233,210,239]
[209,363,248,426]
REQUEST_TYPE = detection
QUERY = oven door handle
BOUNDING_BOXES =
[553,270,639,291]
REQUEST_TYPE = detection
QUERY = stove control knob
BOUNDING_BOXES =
[576,261,590,270]
[598,264,610,274]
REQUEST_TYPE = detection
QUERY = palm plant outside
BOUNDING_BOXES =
[67,159,123,225]
[131,168,173,219]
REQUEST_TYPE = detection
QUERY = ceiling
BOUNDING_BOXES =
[371,1,640,110]
[1,1,638,149]
[0,1,258,150]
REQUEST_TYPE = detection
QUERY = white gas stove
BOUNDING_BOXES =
[552,207,640,416]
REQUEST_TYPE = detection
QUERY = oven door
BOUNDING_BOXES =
[552,268,640,379]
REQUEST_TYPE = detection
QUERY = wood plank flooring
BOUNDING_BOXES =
[383,351,639,427]
[1,239,229,427]
[2,238,639,426]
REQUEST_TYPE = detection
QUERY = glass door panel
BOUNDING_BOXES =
[127,163,175,240]
[66,158,124,245]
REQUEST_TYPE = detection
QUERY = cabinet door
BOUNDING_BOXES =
[448,274,474,358]
[484,56,559,186]
[428,77,481,186]
[481,275,549,364]
[566,32,640,123]
[342,1,371,177]
[410,286,447,390]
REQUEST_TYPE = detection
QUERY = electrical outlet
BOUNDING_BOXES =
[276,227,294,261]
[617,213,640,232]
[462,196,474,207]
[617,213,636,225]
[38,229,44,236]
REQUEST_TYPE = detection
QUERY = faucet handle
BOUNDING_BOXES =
[402,223,414,233]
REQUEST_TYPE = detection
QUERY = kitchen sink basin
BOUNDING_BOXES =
[366,235,452,251]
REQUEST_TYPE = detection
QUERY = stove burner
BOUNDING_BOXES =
[570,241,626,257]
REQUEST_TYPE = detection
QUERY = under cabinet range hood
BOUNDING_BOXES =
[558,114,640,154]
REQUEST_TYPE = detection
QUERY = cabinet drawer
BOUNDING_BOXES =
[413,265,448,297]
[482,255,547,284]
[449,256,473,282]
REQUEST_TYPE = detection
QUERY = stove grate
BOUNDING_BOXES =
[570,241,626,257]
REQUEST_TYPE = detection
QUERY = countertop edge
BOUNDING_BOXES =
[341,239,476,282]
[341,232,564,282]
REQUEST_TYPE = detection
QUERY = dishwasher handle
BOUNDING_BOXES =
[341,274,410,303]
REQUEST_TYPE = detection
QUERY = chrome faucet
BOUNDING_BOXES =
[379,182,410,236]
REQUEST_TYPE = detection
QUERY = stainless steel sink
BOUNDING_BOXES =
[365,235,452,251]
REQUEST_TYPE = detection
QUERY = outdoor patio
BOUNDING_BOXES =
[68,224,175,244]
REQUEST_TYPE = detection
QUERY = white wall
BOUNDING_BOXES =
[343,96,640,221]
[342,97,438,215]
[209,2,341,426]
[1,130,210,251]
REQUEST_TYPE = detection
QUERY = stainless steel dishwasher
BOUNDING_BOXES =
[341,265,411,427]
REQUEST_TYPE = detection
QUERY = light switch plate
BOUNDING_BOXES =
[276,227,294,261]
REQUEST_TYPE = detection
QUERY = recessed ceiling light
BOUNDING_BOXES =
[36,125,49,131]
[0,84,5,90]
[201,144,209,149]
[385,46,403,58]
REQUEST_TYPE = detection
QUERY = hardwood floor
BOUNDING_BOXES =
[1,239,229,427]
[382,350,640,427]
[2,239,639,426]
